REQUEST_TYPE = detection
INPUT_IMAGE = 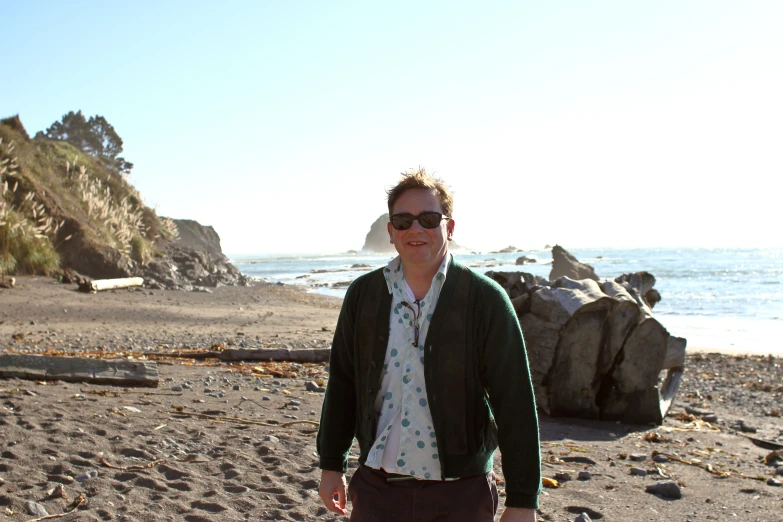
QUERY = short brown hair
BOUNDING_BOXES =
[386,168,454,218]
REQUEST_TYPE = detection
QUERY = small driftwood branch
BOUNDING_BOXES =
[219,348,330,363]
[100,457,167,470]
[652,451,768,481]
[145,350,222,360]
[164,408,319,428]
[0,354,158,387]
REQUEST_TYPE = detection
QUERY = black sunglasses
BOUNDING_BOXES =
[390,211,449,231]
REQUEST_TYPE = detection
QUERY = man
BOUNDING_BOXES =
[318,169,541,521]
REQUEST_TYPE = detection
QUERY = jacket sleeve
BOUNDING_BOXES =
[316,281,359,473]
[478,278,542,509]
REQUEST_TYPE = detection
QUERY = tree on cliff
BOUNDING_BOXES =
[35,111,133,174]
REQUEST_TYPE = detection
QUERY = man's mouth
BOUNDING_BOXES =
[408,241,427,246]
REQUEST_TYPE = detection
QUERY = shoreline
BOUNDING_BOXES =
[1,276,781,520]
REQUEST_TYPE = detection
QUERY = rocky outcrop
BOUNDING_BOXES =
[139,220,249,290]
[487,256,686,425]
[362,214,396,253]
[549,245,599,281]
[140,243,249,290]
[59,217,249,290]
[170,219,223,256]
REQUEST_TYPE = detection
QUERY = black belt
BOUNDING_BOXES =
[366,465,458,483]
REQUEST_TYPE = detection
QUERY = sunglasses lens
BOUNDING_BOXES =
[418,212,442,228]
[392,212,445,230]
[392,214,414,230]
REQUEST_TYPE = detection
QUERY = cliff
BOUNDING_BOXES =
[0,115,248,288]
[170,219,223,256]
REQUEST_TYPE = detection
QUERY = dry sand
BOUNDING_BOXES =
[1,277,781,521]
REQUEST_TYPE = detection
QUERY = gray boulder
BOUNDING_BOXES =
[549,245,599,281]
[486,250,686,425]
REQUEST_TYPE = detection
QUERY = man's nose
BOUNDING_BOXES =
[409,218,426,231]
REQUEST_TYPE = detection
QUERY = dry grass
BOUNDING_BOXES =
[1,120,165,273]
[65,160,151,261]
[0,138,62,274]
[159,215,179,240]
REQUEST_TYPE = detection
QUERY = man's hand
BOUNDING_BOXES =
[500,507,536,522]
[319,470,348,515]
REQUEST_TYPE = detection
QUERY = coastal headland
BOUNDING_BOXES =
[1,277,781,521]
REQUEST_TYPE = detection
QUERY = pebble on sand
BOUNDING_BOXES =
[75,469,99,483]
[305,381,326,392]
[645,480,683,499]
[25,501,49,517]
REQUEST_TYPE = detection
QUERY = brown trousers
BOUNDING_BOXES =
[347,466,498,522]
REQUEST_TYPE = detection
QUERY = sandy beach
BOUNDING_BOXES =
[1,277,781,521]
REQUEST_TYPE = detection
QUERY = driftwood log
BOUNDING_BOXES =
[79,277,144,293]
[139,348,332,363]
[487,247,686,425]
[219,348,331,363]
[0,354,159,387]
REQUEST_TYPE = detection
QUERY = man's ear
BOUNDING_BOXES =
[387,221,394,243]
[447,219,455,239]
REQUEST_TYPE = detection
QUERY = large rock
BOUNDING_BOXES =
[140,243,250,290]
[487,253,686,424]
[545,278,615,418]
[549,245,599,281]
[362,214,396,253]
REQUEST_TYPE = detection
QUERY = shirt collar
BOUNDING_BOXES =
[383,253,451,295]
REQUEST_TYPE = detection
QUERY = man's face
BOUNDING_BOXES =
[387,188,454,270]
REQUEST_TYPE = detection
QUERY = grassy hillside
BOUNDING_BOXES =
[0,115,175,276]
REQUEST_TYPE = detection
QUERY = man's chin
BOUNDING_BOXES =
[400,253,430,265]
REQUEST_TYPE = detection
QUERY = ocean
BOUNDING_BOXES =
[232,247,782,355]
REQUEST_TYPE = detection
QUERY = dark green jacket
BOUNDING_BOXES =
[317,258,541,509]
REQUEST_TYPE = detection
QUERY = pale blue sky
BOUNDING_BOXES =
[4,1,782,254]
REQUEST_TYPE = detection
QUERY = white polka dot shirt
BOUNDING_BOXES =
[364,253,451,480]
